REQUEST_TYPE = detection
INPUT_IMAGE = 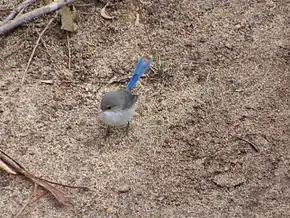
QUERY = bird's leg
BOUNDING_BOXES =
[126,122,130,136]
[105,126,111,139]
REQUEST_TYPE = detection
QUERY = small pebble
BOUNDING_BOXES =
[117,184,130,193]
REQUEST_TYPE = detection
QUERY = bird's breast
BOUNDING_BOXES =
[100,108,134,126]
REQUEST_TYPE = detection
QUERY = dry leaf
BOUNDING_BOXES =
[0,159,17,174]
[100,3,115,20]
[60,4,78,32]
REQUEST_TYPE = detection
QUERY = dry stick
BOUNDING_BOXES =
[0,0,76,35]
[0,150,70,205]
[0,149,25,170]
[22,12,58,84]
[1,148,89,196]
[34,176,89,190]
[28,174,71,205]
[29,190,48,204]
[14,184,38,218]
[35,29,51,57]
[16,186,48,218]
[0,0,35,24]
[22,191,48,218]
[236,136,259,152]
[67,32,71,70]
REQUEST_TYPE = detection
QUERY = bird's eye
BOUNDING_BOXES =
[107,106,112,110]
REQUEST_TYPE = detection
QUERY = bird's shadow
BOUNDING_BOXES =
[83,124,133,151]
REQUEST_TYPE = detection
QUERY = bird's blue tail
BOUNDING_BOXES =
[127,57,152,90]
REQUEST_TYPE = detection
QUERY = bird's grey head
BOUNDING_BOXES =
[100,91,122,111]
[100,88,138,111]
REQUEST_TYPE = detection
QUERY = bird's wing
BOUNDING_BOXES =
[118,88,138,110]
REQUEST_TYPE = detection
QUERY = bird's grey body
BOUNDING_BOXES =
[99,57,152,137]
[100,88,138,127]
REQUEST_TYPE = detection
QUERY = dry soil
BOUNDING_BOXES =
[0,0,289,217]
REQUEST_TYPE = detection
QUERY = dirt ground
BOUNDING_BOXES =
[0,0,289,217]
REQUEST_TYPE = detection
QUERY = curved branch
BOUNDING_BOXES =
[0,0,76,35]
[1,0,36,24]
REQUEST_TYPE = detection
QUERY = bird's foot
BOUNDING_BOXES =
[126,122,130,136]
[105,126,111,140]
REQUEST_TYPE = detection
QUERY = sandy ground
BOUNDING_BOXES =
[0,0,290,217]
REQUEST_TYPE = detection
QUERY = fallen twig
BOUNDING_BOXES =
[35,176,89,190]
[14,184,38,218]
[28,174,71,205]
[0,149,70,205]
[236,136,259,152]
[36,29,51,58]
[29,189,48,204]
[67,32,71,70]
[22,12,58,84]
[0,149,89,209]
[0,0,76,35]
[0,0,35,24]
[0,159,17,174]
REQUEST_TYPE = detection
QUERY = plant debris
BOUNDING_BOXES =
[0,149,89,216]
[100,3,115,20]
[60,4,78,32]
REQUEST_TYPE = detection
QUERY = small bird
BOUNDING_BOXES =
[100,57,152,137]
